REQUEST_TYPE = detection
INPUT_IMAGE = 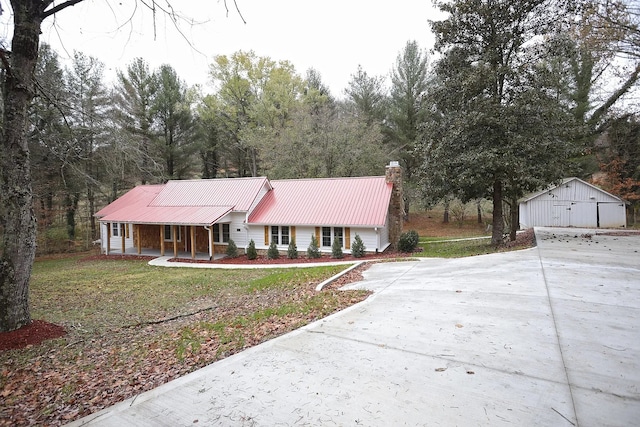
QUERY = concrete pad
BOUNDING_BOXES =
[68,227,640,427]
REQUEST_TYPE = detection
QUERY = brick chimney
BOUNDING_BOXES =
[385,161,404,250]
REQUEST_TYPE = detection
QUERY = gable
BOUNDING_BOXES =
[248,176,392,227]
[522,178,624,204]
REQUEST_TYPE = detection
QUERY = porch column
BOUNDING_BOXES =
[173,225,178,258]
[160,225,165,256]
[136,224,142,254]
[190,225,196,259]
[121,224,126,254]
[106,222,111,255]
[207,226,213,260]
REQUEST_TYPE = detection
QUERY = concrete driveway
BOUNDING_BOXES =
[69,227,640,427]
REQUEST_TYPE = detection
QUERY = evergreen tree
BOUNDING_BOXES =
[287,238,298,259]
[331,237,344,259]
[247,239,258,260]
[307,234,321,259]
[351,234,366,258]
[267,240,280,259]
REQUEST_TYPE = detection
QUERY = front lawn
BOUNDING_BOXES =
[0,256,369,426]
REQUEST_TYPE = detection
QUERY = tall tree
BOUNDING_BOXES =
[423,0,579,245]
[152,64,197,180]
[65,51,109,240]
[387,40,430,218]
[113,57,159,185]
[1,0,62,332]
[345,64,387,125]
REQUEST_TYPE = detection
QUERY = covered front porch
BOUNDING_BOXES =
[103,246,227,261]
[101,222,226,260]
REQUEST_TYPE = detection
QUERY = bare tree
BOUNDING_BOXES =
[0,0,239,332]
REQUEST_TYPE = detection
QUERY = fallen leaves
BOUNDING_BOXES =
[0,268,371,426]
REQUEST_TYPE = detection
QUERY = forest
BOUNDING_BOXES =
[0,0,639,332]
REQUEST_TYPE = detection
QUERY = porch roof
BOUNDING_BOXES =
[99,205,233,226]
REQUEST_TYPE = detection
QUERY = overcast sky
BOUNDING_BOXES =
[2,0,443,98]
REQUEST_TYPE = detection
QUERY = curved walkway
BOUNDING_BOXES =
[69,227,640,426]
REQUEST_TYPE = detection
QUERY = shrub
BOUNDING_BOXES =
[398,230,419,252]
[307,234,321,259]
[226,239,238,258]
[331,236,344,259]
[351,234,366,258]
[287,238,298,259]
[247,239,258,260]
[267,240,280,259]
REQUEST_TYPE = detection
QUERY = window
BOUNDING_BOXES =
[321,227,344,248]
[269,226,292,245]
[322,227,331,247]
[111,223,121,237]
[213,224,230,243]
[164,225,181,242]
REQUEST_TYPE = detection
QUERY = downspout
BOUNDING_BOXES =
[204,225,213,260]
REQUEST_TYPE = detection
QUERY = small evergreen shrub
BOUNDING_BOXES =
[247,239,258,260]
[351,234,366,258]
[307,234,321,259]
[226,239,238,258]
[331,237,344,259]
[267,240,280,259]
[287,238,298,259]
[398,230,420,252]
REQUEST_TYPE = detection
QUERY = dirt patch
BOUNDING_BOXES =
[0,320,67,351]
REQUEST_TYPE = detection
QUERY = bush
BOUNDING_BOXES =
[331,236,344,259]
[226,239,238,258]
[246,239,258,260]
[267,240,280,259]
[351,234,366,258]
[307,234,321,259]
[398,230,419,252]
[287,238,298,259]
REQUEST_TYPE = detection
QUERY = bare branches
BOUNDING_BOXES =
[42,0,85,19]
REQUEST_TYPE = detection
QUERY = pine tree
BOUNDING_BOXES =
[267,240,280,259]
[247,239,258,260]
[287,238,298,259]
[307,234,321,259]
[351,234,366,258]
[331,237,344,259]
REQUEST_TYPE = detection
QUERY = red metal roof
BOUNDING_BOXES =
[95,185,163,218]
[96,178,269,226]
[150,177,270,211]
[248,176,392,226]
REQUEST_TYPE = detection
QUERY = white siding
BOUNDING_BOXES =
[246,224,384,253]
[519,178,626,228]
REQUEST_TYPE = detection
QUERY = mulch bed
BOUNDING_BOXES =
[169,250,406,264]
[0,320,67,352]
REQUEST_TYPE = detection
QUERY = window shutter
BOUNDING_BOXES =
[315,227,320,244]
[345,227,351,249]
[264,226,269,246]
[291,226,296,241]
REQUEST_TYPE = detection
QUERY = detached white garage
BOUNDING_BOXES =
[519,177,627,229]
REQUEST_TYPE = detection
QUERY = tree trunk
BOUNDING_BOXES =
[477,200,482,224]
[491,180,504,246]
[510,196,519,242]
[443,199,450,223]
[0,1,43,332]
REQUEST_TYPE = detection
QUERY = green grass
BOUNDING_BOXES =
[30,256,346,334]
[415,237,497,258]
